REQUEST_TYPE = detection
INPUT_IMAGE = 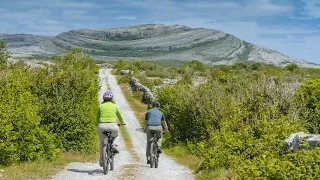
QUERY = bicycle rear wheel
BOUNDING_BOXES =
[150,141,156,168]
[102,145,108,175]
[106,144,111,174]
[110,155,114,170]
[155,155,159,168]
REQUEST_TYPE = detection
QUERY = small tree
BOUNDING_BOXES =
[115,58,127,71]
[285,63,299,72]
[251,63,261,70]
[182,60,205,71]
[0,42,11,66]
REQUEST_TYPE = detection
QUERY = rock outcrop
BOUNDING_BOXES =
[120,70,133,75]
[284,132,320,151]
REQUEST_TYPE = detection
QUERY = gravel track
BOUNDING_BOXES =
[51,69,194,180]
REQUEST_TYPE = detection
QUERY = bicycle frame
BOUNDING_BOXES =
[102,131,115,175]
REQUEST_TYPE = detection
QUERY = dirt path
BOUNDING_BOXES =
[51,69,194,180]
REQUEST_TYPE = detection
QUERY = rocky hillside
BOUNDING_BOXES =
[0,24,317,67]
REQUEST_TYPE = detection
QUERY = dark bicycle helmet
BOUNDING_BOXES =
[103,91,113,101]
[152,101,160,108]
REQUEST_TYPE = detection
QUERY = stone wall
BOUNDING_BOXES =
[130,77,154,104]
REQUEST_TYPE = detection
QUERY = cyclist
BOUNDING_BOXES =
[97,91,125,166]
[144,101,169,164]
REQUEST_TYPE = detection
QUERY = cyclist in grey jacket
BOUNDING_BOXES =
[144,101,169,164]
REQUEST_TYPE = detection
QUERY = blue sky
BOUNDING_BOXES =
[0,0,319,64]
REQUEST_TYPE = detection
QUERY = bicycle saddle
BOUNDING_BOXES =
[150,130,158,134]
[103,131,112,135]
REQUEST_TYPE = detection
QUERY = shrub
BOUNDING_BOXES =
[295,79,320,133]
[182,60,205,72]
[118,74,133,84]
[37,50,99,152]
[233,149,320,179]
[251,63,261,70]
[156,69,307,178]
[0,42,11,66]
[0,65,58,165]
[115,58,127,70]
[285,63,299,72]
[0,48,99,165]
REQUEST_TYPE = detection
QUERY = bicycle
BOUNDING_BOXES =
[101,123,124,175]
[148,130,166,168]
[101,131,116,175]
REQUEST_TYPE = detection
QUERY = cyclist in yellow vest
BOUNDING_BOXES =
[97,91,125,166]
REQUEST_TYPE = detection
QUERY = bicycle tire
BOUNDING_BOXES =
[150,141,155,168]
[155,156,159,168]
[110,155,114,170]
[105,143,111,174]
[102,145,107,175]
[154,143,159,168]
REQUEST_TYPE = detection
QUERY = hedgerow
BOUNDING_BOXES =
[0,63,58,165]
[0,47,99,165]
[32,49,99,152]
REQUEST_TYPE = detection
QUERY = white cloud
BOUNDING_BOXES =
[113,0,182,14]
[184,1,236,9]
[250,0,293,14]
[123,0,294,20]
[41,20,62,25]
[56,2,98,8]
[112,16,136,20]
[302,0,320,18]
[21,0,99,9]
[184,0,292,15]
[2,9,50,21]
[13,19,68,35]
[63,10,87,16]
[62,10,96,20]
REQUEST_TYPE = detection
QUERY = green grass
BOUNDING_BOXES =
[163,145,201,171]
[1,152,98,180]
[163,145,233,180]
[0,129,100,179]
